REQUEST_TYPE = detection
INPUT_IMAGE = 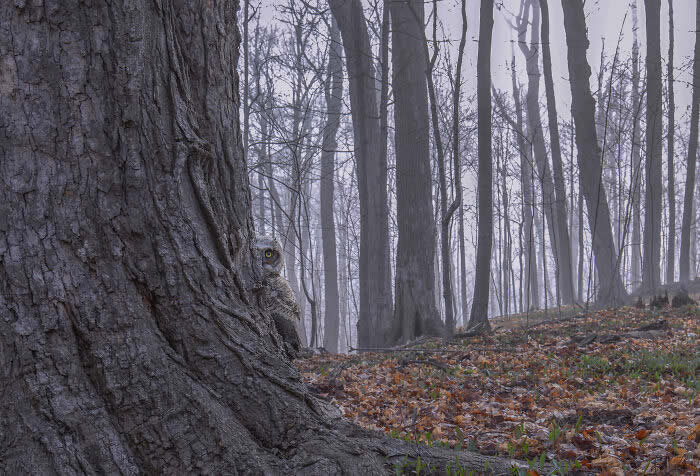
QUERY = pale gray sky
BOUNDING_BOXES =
[452,0,696,126]
[256,0,696,129]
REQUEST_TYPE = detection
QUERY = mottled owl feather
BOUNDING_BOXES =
[258,275,300,320]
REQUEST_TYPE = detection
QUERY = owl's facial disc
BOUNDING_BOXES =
[262,248,281,273]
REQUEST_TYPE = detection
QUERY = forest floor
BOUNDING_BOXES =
[297,305,699,474]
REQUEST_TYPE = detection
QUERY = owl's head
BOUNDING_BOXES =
[254,235,284,277]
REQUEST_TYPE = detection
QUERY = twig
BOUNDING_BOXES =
[398,358,450,372]
[453,321,487,339]
[348,346,505,354]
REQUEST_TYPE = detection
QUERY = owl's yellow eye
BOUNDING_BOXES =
[264,250,273,258]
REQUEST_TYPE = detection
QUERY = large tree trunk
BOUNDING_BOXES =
[0,1,540,473]
[642,0,664,292]
[389,0,444,342]
[329,0,392,348]
[680,0,700,283]
[561,0,628,305]
[515,0,574,306]
[666,0,676,284]
[538,0,575,305]
[467,0,494,331]
[320,17,343,353]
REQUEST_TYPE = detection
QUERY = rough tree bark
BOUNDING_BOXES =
[328,0,392,347]
[561,0,628,305]
[389,0,444,342]
[642,0,664,293]
[680,0,700,283]
[666,0,676,284]
[0,1,538,473]
[467,0,494,332]
[320,16,343,353]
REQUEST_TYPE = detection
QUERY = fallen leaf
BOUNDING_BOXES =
[669,455,685,467]
[591,456,621,467]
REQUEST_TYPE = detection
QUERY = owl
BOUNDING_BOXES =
[253,236,302,357]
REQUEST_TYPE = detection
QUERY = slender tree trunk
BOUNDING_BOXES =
[320,17,343,353]
[642,0,664,292]
[539,0,575,304]
[379,0,393,309]
[338,198,349,352]
[518,221,524,312]
[269,165,307,346]
[424,0,456,334]
[243,0,249,159]
[569,120,577,295]
[298,189,318,347]
[578,178,585,302]
[496,141,504,316]
[561,0,628,305]
[329,0,392,347]
[501,143,512,316]
[509,58,540,310]
[680,0,700,283]
[630,0,643,288]
[692,195,698,277]
[459,197,469,323]
[541,196,549,313]
[454,0,469,326]
[468,0,494,332]
[257,174,266,235]
[389,0,444,342]
[666,0,676,284]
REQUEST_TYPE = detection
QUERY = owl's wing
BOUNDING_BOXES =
[258,276,300,321]
[270,276,300,321]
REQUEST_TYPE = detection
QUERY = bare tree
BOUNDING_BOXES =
[320,16,343,352]
[468,0,494,332]
[422,0,457,334]
[329,0,392,347]
[420,0,464,334]
[561,0,627,305]
[666,0,676,283]
[680,0,700,283]
[492,61,539,311]
[642,0,663,292]
[539,0,575,304]
[453,0,470,326]
[630,0,644,288]
[389,0,444,342]
[512,0,574,306]
[243,0,250,159]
